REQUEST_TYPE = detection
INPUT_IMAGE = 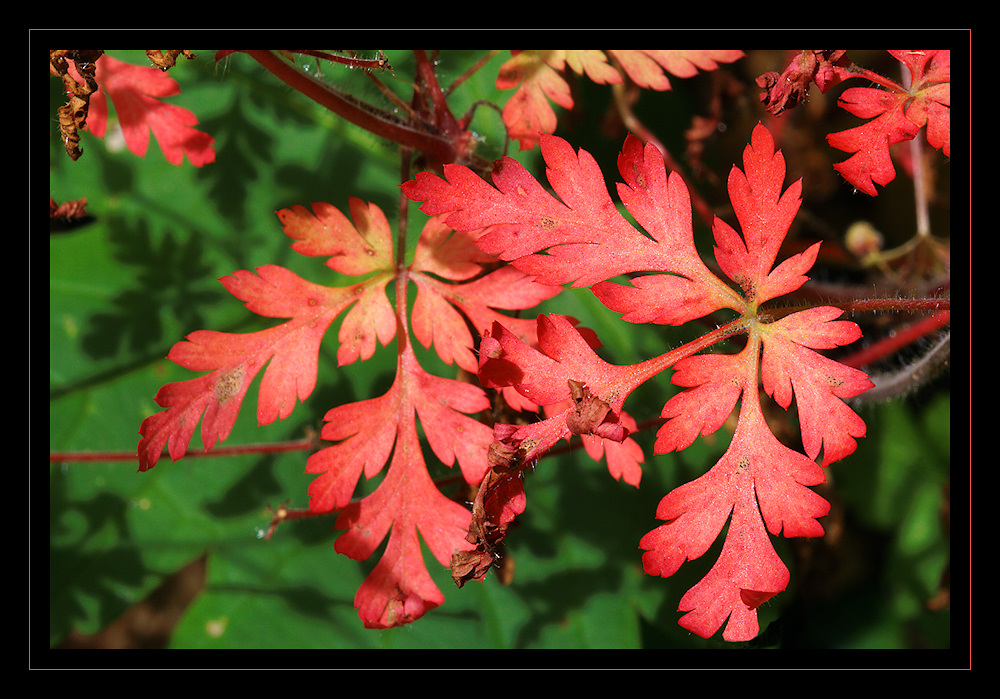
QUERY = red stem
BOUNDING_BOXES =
[840,309,951,369]
[242,50,460,166]
[445,50,500,97]
[838,297,950,314]
[614,317,748,403]
[50,437,318,464]
[412,50,457,133]
[263,501,340,539]
[770,296,950,318]
[848,64,906,93]
[290,50,388,72]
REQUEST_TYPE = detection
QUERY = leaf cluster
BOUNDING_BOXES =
[48,47,953,651]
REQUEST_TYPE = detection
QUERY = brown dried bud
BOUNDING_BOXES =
[450,549,496,588]
[564,379,627,442]
[757,50,850,116]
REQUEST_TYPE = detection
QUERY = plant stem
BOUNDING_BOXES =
[412,50,456,132]
[291,50,390,73]
[847,62,905,93]
[616,317,748,401]
[851,328,950,402]
[837,297,950,314]
[398,148,413,269]
[445,50,501,97]
[263,500,340,539]
[770,296,950,318]
[243,50,462,167]
[840,309,951,369]
[50,436,319,464]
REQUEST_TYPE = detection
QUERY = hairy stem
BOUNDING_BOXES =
[412,50,457,132]
[846,62,906,93]
[398,148,413,269]
[50,436,320,464]
[770,296,950,319]
[618,317,748,398]
[852,328,950,403]
[304,50,389,72]
[243,50,460,166]
[840,309,951,370]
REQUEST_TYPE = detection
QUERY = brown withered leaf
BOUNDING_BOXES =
[50,195,94,233]
[145,50,196,71]
[50,50,104,161]
[50,195,88,219]
[565,379,627,442]
[565,379,613,435]
[450,549,497,588]
[50,51,194,162]
[451,436,525,588]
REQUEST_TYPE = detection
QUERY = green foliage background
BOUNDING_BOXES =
[48,49,951,654]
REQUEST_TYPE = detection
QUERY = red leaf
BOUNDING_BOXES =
[713,124,811,303]
[593,133,746,324]
[137,266,360,471]
[480,315,623,412]
[406,132,743,323]
[279,198,395,275]
[277,198,399,365]
[760,307,873,465]
[654,352,745,454]
[641,361,830,641]
[140,195,560,629]
[496,50,620,150]
[495,50,741,150]
[826,50,950,195]
[409,217,561,373]
[308,343,493,628]
[674,491,791,642]
[405,122,873,641]
[478,315,644,483]
[577,407,645,487]
[608,50,744,90]
[77,54,215,167]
